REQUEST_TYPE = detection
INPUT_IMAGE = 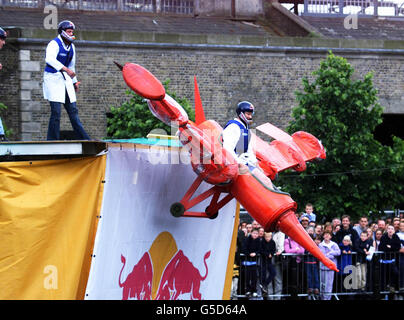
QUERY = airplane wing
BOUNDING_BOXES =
[253,123,326,178]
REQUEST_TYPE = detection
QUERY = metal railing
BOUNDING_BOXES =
[232,251,404,300]
[0,0,194,14]
[301,0,404,16]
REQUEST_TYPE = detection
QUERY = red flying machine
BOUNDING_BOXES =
[115,62,338,272]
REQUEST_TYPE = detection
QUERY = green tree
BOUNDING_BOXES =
[107,79,194,139]
[278,52,404,221]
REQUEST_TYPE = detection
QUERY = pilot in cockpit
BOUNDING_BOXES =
[222,101,275,190]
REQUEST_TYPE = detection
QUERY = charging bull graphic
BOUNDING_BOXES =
[118,231,210,300]
[155,250,210,300]
[119,252,153,300]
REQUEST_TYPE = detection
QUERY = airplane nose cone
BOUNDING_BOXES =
[118,62,166,100]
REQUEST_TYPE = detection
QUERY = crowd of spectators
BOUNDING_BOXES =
[233,203,404,300]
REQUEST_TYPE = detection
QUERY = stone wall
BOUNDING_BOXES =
[1,33,404,141]
[195,0,264,18]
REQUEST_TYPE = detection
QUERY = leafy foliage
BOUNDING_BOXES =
[107,79,194,139]
[278,52,404,221]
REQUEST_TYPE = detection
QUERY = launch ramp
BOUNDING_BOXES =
[0,140,238,300]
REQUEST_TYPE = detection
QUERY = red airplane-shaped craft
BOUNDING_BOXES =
[115,62,338,272]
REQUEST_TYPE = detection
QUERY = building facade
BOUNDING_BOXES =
[0,1,404,140]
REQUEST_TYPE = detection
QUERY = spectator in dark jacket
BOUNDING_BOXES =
[397,221,404,292]
[354,231,373,263]
[242,228,261,296]
[235,227,247,295]
[305,236,321,296]
[338,235,354,272]
[236,228,247,263]
[354,231,373,290]
[260,232,277,294]
[336,235,354,293]
[379,225,401,291]
[335,215,359,246]
[379,225,401,252]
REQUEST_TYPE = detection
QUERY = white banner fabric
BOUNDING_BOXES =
[85,145,237,300]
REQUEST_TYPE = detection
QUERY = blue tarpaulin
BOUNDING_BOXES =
[104,138,182,148]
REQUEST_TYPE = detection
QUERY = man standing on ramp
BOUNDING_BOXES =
[43,20,90,140]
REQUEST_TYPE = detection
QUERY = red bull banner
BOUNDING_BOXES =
[85,145,238,300]
[0,156,106,299]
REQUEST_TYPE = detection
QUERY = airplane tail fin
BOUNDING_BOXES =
[194,76,206,125]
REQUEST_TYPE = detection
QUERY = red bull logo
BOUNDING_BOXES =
[118,231,210,300]
[118,252,153,300]
[155,250,210,300]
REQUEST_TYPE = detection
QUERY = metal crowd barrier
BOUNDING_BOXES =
[231,251,404,300]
